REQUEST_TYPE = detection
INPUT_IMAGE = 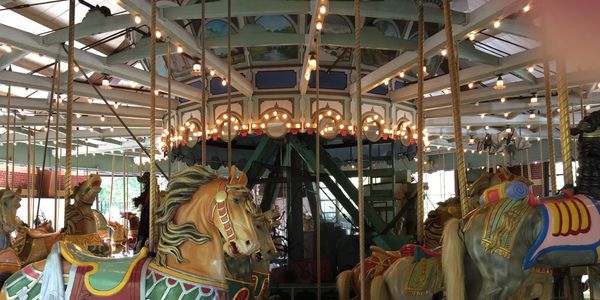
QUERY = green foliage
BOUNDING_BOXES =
[96,176,141,218]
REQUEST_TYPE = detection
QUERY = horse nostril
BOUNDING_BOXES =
[245,240,251,246]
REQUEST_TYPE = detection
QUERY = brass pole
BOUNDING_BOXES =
[416,0,425,244]
[315,30,322,300]
[5,84,10,188]
[64,0,75,208]
[543,50,557,194]
[149,0,158,252]
[201,0,207,166]
[10,114,15,190]
[227,0,232,168]
[27,128,31,224]
[442,0,469,216]
[167,42,172,177]
[354,0,366,299]
[556,58,573,185]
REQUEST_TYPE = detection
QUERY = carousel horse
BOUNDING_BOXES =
[0,189,23,282]
[121,211,140,250]
[338,169,546,300]
[106,221,127,254]
[0,165,260,299]
[336,197,459,300]
[12,175,113,265]
[442,111,600,300]
[224,205,280,300]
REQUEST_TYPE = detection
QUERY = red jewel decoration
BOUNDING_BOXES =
[291,129,298,135]
[306,129,313,135]
[341,131,347,137]
[255,130,262,136]
[382,134,388,140]
[212,135,218,141]
[241,132,248,137]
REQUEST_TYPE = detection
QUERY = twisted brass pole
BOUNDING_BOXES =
[315,30,322,300]
[442,0,468,216]
[416,0,425,244]
[64,0,75,204]
[556,58,573,185]
[354,0,365,299]
[149,0,158,252]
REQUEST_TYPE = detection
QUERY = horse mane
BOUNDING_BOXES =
[155,166,215,266]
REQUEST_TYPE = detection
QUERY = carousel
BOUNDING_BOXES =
[0,0,599,299]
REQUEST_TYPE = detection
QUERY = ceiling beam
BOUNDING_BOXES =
[118,0,254,98]
[299,0,321,96]
[0,50,28,69]
[355,0,528,96]
[0,23,202,101]
[203,25,417,50]
[424,93,600,118]
[162,0,466,24]
[98,138,123,146]
[512,69,538,84]
[42,11,137,45]
[107,38,168,65]
[391,48,541,102]
[0,71,170,110]
[0,116,161,128]
[0,96,157,119]
[10,128,157,142]
[457,41,501,65]
[421,69,600,110]
[495,18,538,39]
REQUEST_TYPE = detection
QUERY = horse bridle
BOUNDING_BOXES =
[208,181,239,254]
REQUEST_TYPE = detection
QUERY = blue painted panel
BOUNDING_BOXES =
[368,83,389,95]
[210,77,238,95]
[308,70,347,90]
[255,70,297,89]
[394,80,405,90]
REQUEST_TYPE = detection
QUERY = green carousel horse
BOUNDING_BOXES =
[224,205,280,300]
[0,166,260,299]
[442,110,600,300]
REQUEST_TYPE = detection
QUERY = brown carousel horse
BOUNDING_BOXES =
[1,165,260,299]
[12,174,111,266]
[132,172,152,253]
[224,204,280,300]
[121,211,140,251]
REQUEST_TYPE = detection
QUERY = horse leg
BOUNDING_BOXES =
[370,275,390,300]
[336,270,353,300]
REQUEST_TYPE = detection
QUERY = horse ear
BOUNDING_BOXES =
[237,171,248,186]
[228,166,238,184]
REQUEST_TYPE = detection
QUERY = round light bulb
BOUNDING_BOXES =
[134,15,142,24]
[155,30,162,39]
[177,45,183,53]
[315,21,323,31]
[493,20,501,28]
[319,4,327,14]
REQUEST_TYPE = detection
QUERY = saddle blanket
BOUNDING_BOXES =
[524,194,600,269]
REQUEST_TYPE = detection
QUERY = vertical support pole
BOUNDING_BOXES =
[353,0,366,299]
[544,47,556,195]
[226,0,232,168]
[556,58,573,185]
[315,30,322,300]
[5,85,10,188]
[10,114,15,190]
[416,0,425,244]
[442,0,468,216]
[167,42,172,177]
[64,0,75,211]
[149,0,158,253]
[201,0,207,166]
[27,128,31,224]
